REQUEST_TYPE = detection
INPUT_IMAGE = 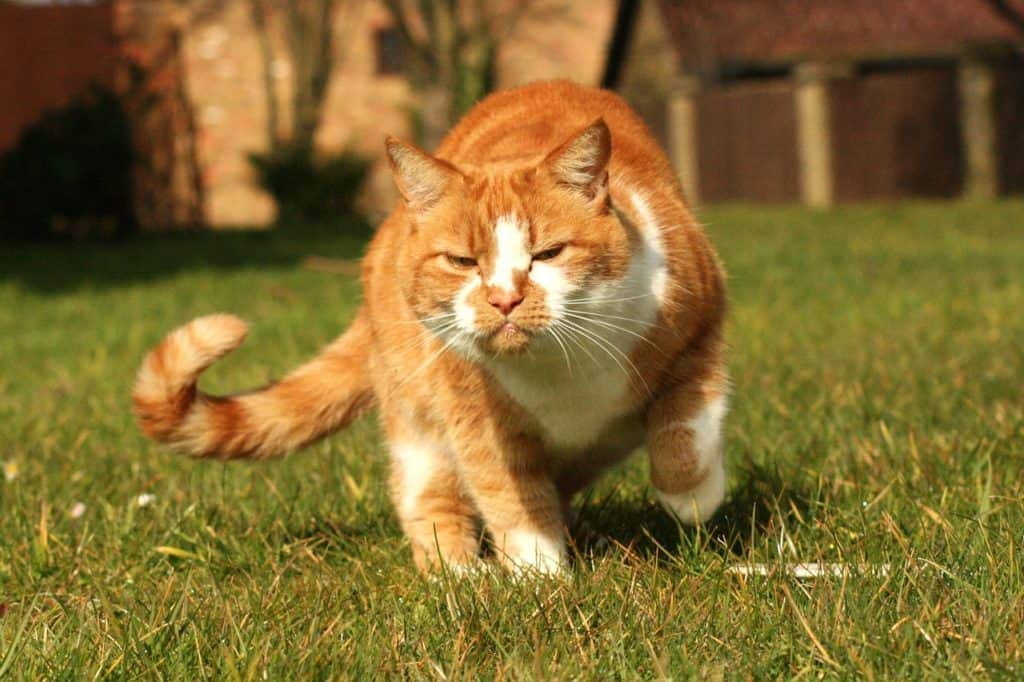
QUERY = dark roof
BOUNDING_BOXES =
[659,0,1024,66]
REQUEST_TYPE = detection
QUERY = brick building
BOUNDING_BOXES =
[0,0,617,228]
[658,0,1024,205]
[7,0,1019,222]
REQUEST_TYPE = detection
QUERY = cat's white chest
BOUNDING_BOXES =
[488,191,668,452]
[489,356,639,452]
[476,190,668,454]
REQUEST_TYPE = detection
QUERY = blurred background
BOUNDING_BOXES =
[1,0,1022,239]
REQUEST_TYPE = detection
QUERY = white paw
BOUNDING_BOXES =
[503,529,567,577]
[429,559,490,582]
[656,459,726,525]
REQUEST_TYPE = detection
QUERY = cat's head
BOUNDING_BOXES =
[386,119,634,358]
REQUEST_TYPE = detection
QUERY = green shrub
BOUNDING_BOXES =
[0,86,136,241]
[249,144,370,224]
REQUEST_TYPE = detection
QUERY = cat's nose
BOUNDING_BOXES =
[487,289,524,316]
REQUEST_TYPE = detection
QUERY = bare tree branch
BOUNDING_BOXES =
[378,0,567,146]
[381,0,434,69]
[248,0,281,150]
[982,0,1024,36]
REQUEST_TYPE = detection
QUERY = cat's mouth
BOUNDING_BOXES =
[484,320,533,354]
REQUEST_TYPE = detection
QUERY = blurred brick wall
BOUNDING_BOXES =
[830,67,963,201]
[160,0,419,225]
[2,0,613,227]
[689,66,1018,203]
[145,0,614,226]
[697,80,801,203]
[178,0,613,225]
[995,58,1024,195]
[0,3,119,150]
[499,1,614,87]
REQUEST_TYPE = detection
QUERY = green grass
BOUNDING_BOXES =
[1,203,1022,678]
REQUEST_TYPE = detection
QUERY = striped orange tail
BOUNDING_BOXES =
[132,312,375,460]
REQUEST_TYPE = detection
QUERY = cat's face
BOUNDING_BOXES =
[388,121,633,357]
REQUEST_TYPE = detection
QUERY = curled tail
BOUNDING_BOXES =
[132,312,375,460]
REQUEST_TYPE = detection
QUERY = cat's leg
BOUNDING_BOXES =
[646,371,729,525]
[453,433,567,575]
[386,419,481,572]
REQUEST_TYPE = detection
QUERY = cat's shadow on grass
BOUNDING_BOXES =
[570,463,810,561]
[276,463,808,567]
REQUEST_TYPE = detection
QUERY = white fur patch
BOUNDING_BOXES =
[489,215,530,292]
[651,268,669,302]
[484,188,668,453]
[392,440,442,517]
[503,529,566,575]
[689,395,727,459]
[529,261,571,314]
[655,396,728,525]
[630,192,670,304]
[453,273,479,331]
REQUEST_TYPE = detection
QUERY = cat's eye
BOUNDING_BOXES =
[532,245,565,261]
[446,254,477,268]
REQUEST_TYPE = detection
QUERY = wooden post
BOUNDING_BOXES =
[958,56,999,199]
[667,74,701,205]
[795,62,842,208]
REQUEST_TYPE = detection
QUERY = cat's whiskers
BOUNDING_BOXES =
[561,292,655,306]
[420,311,459,323]
[544,323,575,375]
[558,306,664,329]
[376,309,458,326]
[421,321,466,353]
[389,330,463,396]
[390,312,459,327]
[422,319,462,336]
[375,313,463,357]
[386,319,462,358]
[550,319,597,367]
[560,311,663,353]
[557,317,651,396]
[558,303,646,317]
[556,318,634,388]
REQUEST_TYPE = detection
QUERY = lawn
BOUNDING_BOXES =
[1,203,1022,678]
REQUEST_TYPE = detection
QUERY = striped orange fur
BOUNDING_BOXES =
[133,81,729,575]
[133,313,374,460]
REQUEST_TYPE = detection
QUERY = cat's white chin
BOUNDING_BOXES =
[480,324,535,355]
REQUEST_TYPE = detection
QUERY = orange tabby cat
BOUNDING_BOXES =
[133,81,728,575]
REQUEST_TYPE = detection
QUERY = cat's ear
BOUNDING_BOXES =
[542,118,611,206]
[385,137,463,212]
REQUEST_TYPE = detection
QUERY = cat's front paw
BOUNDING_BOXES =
[656,459,726,525]
[427,558,491,582]
[502,529,568,577]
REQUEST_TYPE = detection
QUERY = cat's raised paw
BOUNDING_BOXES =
[656,459,726,526]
